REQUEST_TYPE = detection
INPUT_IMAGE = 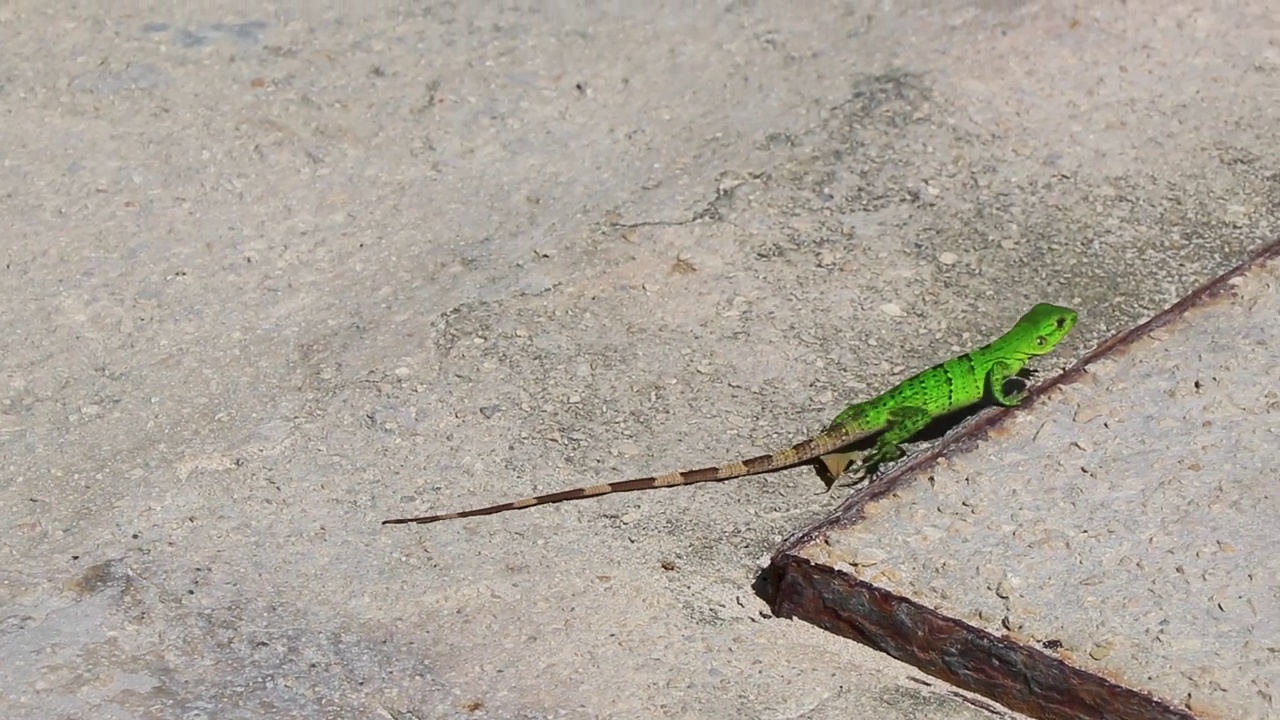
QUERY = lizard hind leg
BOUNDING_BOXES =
[816,450,862,492]
[848,404,933,480]
[817,446,897,491]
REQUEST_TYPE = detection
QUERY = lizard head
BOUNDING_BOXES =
[1016,303,1077,355]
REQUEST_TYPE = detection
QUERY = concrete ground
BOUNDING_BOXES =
[1,2,1277,719]
[774,243,1279,720]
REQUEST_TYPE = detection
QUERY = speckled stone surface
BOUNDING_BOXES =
[2,1,1278,718]
[802,251,1279,719]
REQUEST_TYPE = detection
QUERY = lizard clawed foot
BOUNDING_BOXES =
[812,454,889,493]
[815,451,860,493]
[844,444,904,485]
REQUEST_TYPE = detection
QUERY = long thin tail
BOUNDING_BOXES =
[381,426,870,525]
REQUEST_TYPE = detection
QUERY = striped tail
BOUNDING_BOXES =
[381,425,871,525]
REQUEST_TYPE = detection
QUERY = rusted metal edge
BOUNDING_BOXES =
[759,237,1280,720]
[772,557,1198,720]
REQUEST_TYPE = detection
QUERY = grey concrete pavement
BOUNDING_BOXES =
[1,2,1277,718]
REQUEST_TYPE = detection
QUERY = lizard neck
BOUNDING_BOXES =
[966,336,1030,376]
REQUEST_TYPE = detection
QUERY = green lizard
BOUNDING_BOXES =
[382,303,1076,526]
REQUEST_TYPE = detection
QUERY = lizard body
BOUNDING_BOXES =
[382,303,1076,526]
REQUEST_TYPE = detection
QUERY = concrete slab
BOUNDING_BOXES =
[1,1,1278,718]
[769,242,1280,720]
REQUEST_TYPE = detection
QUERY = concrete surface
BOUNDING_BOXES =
[785,245,1278,720]
[1,1,1277,718]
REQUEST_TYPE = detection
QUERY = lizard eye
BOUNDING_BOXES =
[1035,336,1047,347]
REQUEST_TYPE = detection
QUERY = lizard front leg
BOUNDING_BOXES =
[988,359,1030,406]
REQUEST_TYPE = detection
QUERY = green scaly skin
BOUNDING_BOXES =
[817,302,1077,481]
[382,303,1077,526]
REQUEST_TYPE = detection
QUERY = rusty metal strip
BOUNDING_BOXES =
[772,557,1198,720]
